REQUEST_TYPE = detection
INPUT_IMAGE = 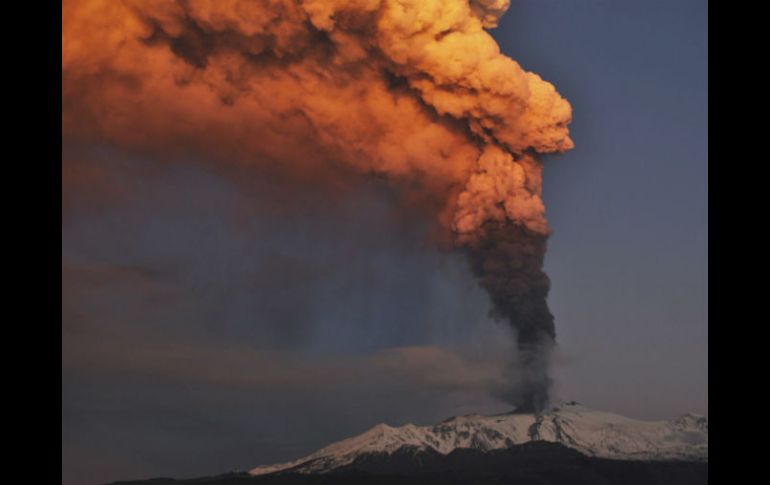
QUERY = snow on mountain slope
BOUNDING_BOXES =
[249,401,708,476]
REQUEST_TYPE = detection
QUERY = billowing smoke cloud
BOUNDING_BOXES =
[63,0,573,411]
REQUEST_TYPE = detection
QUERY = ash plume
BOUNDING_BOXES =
[63,0,574,412]
[465,221,554,412]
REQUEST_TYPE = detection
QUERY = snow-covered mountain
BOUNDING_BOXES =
[250,401,708,476]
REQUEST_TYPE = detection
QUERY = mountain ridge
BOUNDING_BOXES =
[249,401,707,476]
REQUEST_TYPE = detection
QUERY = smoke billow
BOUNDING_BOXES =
[63,0,573,412]
[465,221,554,412]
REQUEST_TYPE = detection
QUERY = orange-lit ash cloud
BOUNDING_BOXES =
[63,0,573,411]
[63,0,571,235]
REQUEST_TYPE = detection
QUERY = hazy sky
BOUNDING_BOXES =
[62,1,707,485]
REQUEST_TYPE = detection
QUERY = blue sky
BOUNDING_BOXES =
[493,0,706,418]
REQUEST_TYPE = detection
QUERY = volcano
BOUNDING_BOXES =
[249,401,707,476]
[109,402,707,485]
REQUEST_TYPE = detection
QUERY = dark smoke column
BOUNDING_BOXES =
[465,221,554,413]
